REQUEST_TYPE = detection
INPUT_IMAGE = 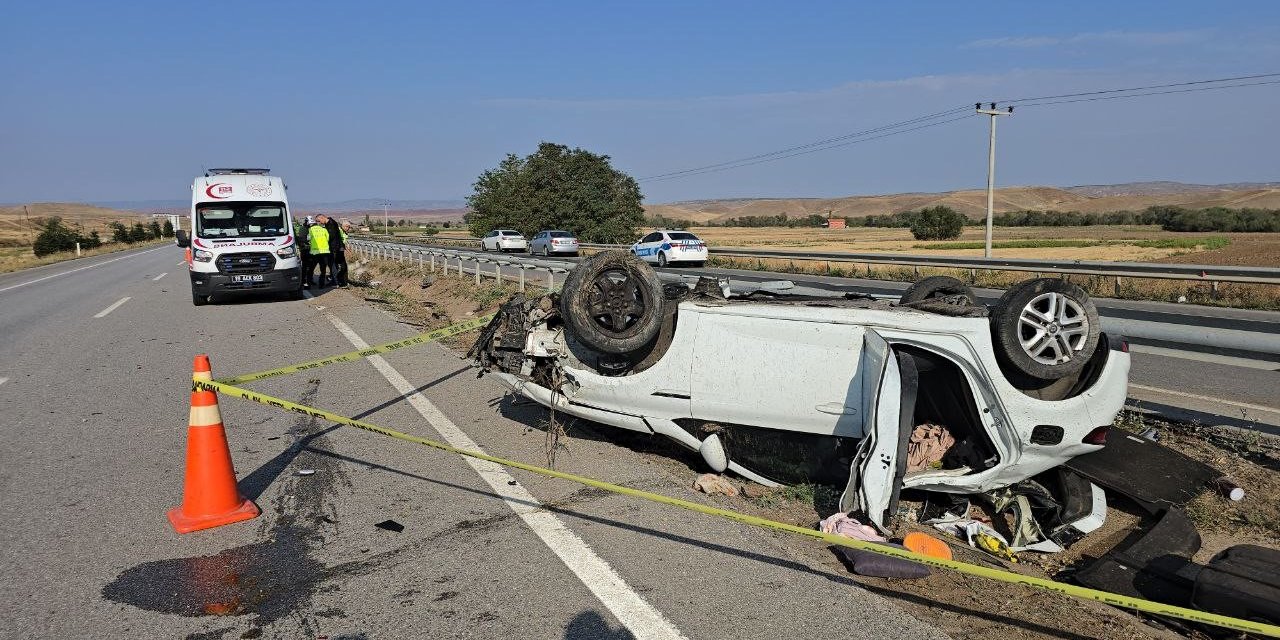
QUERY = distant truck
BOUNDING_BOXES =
[175,168,303,306]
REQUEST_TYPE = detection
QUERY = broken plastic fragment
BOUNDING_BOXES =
[375,519,405,533]
[295,469,315,476]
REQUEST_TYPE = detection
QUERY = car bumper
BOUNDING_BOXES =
[190,268,301,296]
[546,245,579,253]
[669,249,708,262]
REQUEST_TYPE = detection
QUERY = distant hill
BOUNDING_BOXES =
[0,203,149,247]
[92,198,468,214]
[645,182,1280,223]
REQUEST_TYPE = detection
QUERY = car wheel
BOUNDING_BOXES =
[192,292,208,306]
[542,246,550,257]
[657,252,668,267]
[900,276,975,305]
[560,250,664,355]
[991,278,1100,381]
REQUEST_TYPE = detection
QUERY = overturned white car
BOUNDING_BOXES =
[471,252,1130,531]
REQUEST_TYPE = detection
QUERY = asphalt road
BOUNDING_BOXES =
[356,239,1280,433]
[0,246,953,639]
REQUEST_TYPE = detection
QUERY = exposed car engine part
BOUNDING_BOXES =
[559,251,664,354]
[990,278,1101,381]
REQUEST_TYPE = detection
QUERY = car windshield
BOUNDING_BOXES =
[500,230,521,236]
[550,231,574,238]
[668,232,699,241]
[196,202,289,238]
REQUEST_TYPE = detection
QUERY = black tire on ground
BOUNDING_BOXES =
[560,250,664,355]
[900,276,975,305]
[990,278,1100,381]
[657,252,668,267]
[192,292,208,306]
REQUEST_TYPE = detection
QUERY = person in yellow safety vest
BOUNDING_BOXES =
[308,216,335,288]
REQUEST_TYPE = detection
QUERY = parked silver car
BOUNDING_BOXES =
[530,230,579,256]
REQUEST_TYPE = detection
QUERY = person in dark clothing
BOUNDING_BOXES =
[326,217,348,287]
[297,217,315,288]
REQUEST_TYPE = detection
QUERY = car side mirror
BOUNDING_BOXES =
[175,229,191,248]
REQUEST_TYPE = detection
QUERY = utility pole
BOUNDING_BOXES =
[382,201,390,235]
[976,103,1013,258]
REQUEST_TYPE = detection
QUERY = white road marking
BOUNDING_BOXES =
[93,297,131,318]
[1128,344,1279,371]
[324,313,686,640]
[1129,383,1280,415]
[0,246,169,295]
[0,377,8,387]
[152,272,168,281]
[177,261,188,266]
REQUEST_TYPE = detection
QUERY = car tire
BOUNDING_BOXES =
[192,292,208,306]
[900,276,975,305]
[560,250,664,355]
[991,278,1100,381]
[657,252,668,267]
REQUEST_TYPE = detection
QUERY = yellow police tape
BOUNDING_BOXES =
[215,314,496,385]
[196,376,1279,637]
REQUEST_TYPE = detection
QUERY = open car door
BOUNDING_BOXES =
[839,330,918,532]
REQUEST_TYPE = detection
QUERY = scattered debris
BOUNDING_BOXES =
[295,469,315,476]
[374,519,404,533]
[742,484,769,500]
[421,275,437,289]
[692,473,739,497]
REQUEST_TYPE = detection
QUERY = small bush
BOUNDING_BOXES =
[909,206,965,240]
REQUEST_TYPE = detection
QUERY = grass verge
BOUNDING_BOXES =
[912,236,1231,251]
[0,239,171,275]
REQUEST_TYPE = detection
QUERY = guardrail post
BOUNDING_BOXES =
[418,252,423,270]
[969,268,977,284]
[519,267,525,292]
[913,266,920,279]
[430,254,436,273]
[865,263,872,278]
[1211,280,1220,299]
[474,262,481,285]
[548,270,555,291]
[494,263,502,283]
[1114,276,1122,297]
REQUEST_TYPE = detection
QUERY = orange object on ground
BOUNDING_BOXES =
[167,354,260,534]
[903,531,954,560]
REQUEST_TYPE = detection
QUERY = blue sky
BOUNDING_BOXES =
[2,1,1279,204]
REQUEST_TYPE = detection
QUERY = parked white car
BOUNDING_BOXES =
[471,252,1129,532]
[481,229,528,252]
[631,230,708,267]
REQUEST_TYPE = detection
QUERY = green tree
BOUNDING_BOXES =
[109,221,130,244]
[161,219,175,237]
[148,220,163,239]
[909,206,966,240]
[466,142,645,243]
[32,217,79,257]
[130,222,150,242]
[82,230,103,249]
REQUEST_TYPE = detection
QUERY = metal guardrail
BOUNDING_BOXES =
[351,237,1280,357]
[357,235,1280,285]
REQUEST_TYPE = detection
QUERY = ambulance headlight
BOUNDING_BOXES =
[276,245,296,258]
[193,249,214,262]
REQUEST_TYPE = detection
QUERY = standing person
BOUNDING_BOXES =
[308,215,334,288]
[297,216,315,288]
[326,216,348,287]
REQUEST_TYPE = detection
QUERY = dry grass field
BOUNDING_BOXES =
[0,203,147,248]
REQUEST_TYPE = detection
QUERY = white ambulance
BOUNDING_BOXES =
[176,169,303,305]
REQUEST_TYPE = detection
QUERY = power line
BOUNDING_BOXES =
[638,106,972,181]
[1006,79,1280,108]
[638,71,1280,183]
[642,113,976,183]
[998,72,1280,105]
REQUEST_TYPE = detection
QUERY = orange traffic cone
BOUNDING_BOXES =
[167,355,260,533]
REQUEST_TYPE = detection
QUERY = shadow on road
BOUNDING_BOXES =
[565,610,635,639]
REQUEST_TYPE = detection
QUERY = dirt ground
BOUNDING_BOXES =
[351,255,1279,639]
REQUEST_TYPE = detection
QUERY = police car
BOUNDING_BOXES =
[630,230,708,267]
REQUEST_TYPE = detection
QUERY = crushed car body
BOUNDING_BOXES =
[470,251,1130,531]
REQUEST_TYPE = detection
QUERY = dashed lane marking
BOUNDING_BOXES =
[152,272,168,281]
[93,297,131,318]
[323,313,688,640]
[0,377,8,387]
[0,247,169,295]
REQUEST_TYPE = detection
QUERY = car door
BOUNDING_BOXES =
[632,232,661,262]
[839,330,916,532]
[482,231,495,250]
